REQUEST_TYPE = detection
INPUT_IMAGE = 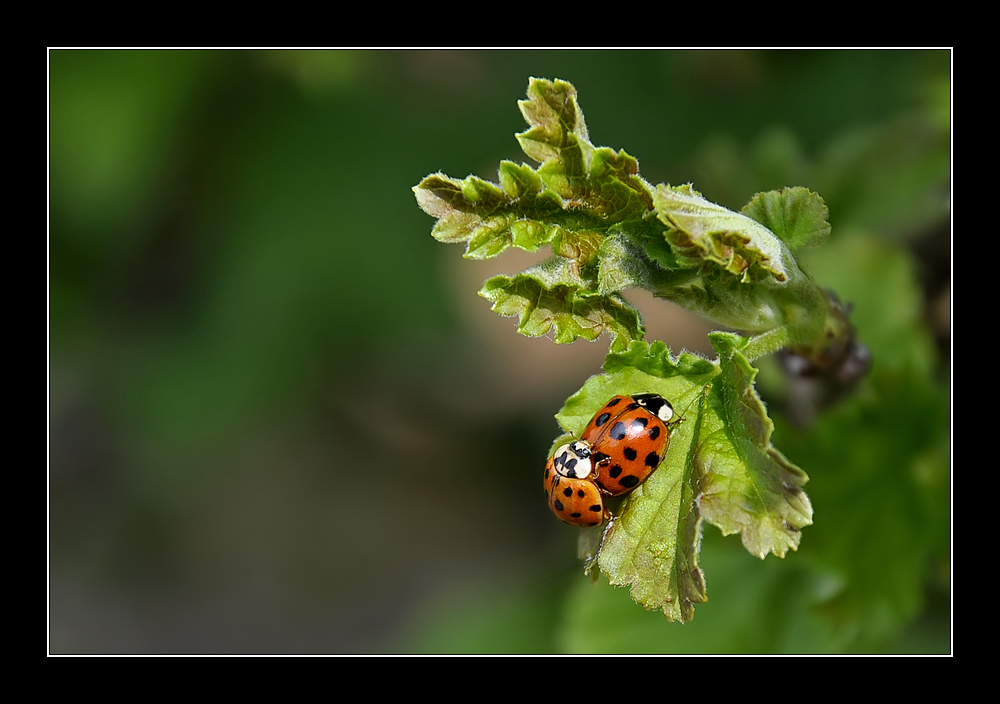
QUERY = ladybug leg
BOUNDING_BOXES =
[590,451,615,497]
[591,451,612,470]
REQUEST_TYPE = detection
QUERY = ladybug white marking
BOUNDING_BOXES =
[551,440,594,480]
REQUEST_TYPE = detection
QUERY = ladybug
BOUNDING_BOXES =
[580,393,674,497]
[543,443,610,527]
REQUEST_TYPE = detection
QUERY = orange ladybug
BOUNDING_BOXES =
[543,442,610,527]
[580,393,674,496]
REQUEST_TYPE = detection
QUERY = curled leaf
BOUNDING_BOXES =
[516,77,592,195]
[414,171,565,259]
[655,184,789,283]
[480,260,644,352]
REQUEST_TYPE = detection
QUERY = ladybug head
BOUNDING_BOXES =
[632,393,674,423]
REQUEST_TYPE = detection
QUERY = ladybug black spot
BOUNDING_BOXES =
[649,426,661,440]
[578,490,586,498]
[623,447,637,461]
[619,475,640,489]
[609,465,623,478]
[554,499,564,511]
[607,398,622,408]
[571,512,582,518]
[645,452,660,467]
[611,422,627,440]
[595,412,611,427]
[563,488,573,497]
[632,417,648,429]
[590,505,601,512]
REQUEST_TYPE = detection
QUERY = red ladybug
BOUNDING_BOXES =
[543,442,609,527]
[580,393,674,497]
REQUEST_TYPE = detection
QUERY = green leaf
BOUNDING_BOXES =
[655,184,789,283]
[417,77,841,365]
[553,339,810,621]
[414,171,567,259]
[742,187,831,251]
[516,79,654,220]
[556,341,713,622]
[585,148,655,221]
[646,189,830,346]
[480,260,644,352]
[498,160,543,198]
[414,152,650,266]
[516,77,592,196]
[699,333,813,557]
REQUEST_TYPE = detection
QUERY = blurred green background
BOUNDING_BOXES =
[49,49,950,653]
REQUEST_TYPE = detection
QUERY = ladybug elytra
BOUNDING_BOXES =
[543,441,609,527]
[581,393,673,496]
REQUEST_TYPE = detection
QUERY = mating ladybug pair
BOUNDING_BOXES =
[543,393,677,527]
